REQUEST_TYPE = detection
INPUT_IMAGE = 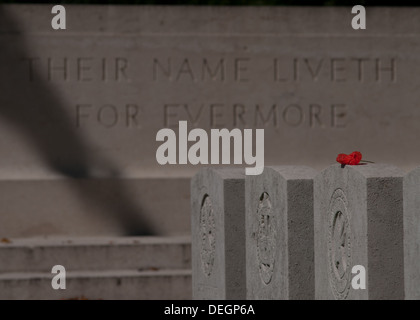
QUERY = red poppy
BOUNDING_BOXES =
[336,151,363,165]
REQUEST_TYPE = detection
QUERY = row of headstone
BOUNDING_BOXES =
[191,164,420,300]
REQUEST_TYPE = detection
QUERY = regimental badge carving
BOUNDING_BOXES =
[256,192,276,285]
[327,188,352,300]
[200,195,216,277]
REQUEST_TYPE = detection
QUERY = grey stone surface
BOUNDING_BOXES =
[0,269,191,300]
[0,236,190,273]
[0,4,420,236]
[245,166,316,299]
[0,177,191,237]
[191,168,245,299]
[403,167,420,300]
[1,5,420,174]
[314,164,404,300]
[0,236,192,300]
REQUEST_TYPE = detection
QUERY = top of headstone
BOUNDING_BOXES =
[323,163,404,178]
[265,166,317,180]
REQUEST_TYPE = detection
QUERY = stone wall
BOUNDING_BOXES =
[1,5,420,237]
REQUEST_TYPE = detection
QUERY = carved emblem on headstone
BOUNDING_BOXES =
[256,192,276,285]
[327,188,352,300]
[200,195,216,277]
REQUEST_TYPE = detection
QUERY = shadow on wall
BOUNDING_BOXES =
[0,7,156,236]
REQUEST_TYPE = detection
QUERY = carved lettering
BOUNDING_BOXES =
[185,104,204,127]
[77,57,93,81]
[48,57,68,81]
[176,59,195,81]
[23,57,40,82]
[76,103,142,128]
[76,104,91,128]
[255,104,277,127]
[153,58,171,81]
[233,104,247,126]
[164,104,179,128]
[352,58,369,82]
[162,103,347,129]
[282,104,303,127]
[234,58,249,82]
[331,104,347,128]
[210,104,224,128]
[23,56,397,84]
[375,58,396,82]
[274,58,298,82]
[272,57,397,83]
[116,58,129,81]
[97,105,119,128]
[304,58,323,81]
[331,58,346,82]
[126,104,141,128]
[23,57,130,82]
[202,59,225,81]
[309,104,323,128]
[154,57,247,82]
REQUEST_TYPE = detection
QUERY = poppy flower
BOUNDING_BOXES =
[336,151,365,166]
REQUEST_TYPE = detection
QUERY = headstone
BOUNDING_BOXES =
[1,5,420,236]
[191,168,245,299]
[403,167,420,300]
[314,164,404,300]
[246,166,316,299]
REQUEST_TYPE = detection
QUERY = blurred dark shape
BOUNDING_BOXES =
[0,7,155,236]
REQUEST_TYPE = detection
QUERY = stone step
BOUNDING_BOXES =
[0,269,192,300]
[0,236,191,273]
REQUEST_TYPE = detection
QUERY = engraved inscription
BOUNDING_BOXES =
[75,104,142,128]
[274,57,396,83]
[256,192,276,285]
[153,57,250,82]
[154,56,397,83]
[328,188,352,300]
[200,195,216,277]
[23,57,130,82]
[22,56,396,84]
[21,55,397,132]
[375,58,396,82]
[163,103,347,129]
[48,57,68,81]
